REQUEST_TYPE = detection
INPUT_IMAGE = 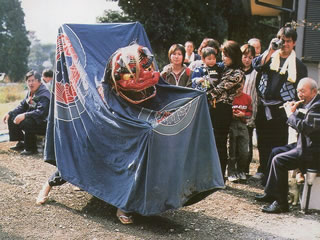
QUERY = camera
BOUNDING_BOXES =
[272,38,284,50]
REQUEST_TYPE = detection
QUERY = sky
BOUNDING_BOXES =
[20,0,121,44]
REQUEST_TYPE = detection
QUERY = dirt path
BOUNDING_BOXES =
[0,141,320,240]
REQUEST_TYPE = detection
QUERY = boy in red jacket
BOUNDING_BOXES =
[228,84,252,182]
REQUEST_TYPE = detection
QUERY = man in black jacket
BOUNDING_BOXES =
[3,70,50,155]
[255,77,320,213]
[252,26,308,181]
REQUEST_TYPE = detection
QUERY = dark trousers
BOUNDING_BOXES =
[255,105,288,175]
[210,102,233,177]
[245,126,254,173]
[8,114,47,151]
[48,170,66,187]
[264,143,300,204]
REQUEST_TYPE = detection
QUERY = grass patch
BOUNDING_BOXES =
[0,84,25,118]
[0,84,25,104]
[0,101,22,118]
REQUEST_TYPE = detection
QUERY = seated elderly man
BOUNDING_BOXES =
[255,77,320,213]
[3,70,50,155]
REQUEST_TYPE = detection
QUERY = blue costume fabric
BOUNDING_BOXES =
[44,22,224,216]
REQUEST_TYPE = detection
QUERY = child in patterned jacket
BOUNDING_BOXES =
[191,47,223,102]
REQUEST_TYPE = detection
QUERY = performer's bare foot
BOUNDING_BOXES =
[36,182,52,205]
[73,186,83,191]
[116,208,133,224]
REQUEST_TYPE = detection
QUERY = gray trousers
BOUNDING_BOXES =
[228,120,249,175]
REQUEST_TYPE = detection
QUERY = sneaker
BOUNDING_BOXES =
[20,150,37,156]
[239,172,247,181]
[228,174,239,182]
[10,141,25,151]
[250,172,264,180]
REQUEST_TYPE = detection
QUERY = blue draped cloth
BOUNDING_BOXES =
[44,22,224,216]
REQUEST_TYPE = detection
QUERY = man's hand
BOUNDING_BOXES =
[13,113,25,125]
[261,38,278,65]
[283,100,304,117]
[3,113,9,124]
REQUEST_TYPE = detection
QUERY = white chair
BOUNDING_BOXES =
[300,169,320,213]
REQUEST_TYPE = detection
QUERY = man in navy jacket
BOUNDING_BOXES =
[252,26,308,181]
[255,77,320,213]
[3,70,50,155]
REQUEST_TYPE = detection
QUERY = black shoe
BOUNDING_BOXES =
[262,201,289,213]
[20,150,37,156]
[10,142,25,151]
[254,193,274,203]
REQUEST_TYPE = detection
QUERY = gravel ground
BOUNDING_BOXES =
[0,140,320,240]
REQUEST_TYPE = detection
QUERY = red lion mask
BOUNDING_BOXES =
[103,44,160,104]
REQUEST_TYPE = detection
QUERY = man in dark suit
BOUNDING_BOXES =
[255,77,320,213]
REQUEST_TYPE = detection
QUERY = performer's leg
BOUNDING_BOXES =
[36,181,52,205]
[116,208,133,224]
[48,170,67,187]
[36,170,66,205]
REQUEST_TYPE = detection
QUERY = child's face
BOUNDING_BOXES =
[203,54,216,67]
[170,50,183,66]
[242,52,254,69]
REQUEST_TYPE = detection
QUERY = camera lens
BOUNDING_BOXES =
[272,39,283,50]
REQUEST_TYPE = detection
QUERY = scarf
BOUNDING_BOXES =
[270,49,297,83]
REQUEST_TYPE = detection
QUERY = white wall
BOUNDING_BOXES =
[306,63,320,86]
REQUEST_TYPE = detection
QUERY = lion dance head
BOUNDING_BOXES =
[103,43,160,104]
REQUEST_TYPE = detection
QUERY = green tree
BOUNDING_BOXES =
[27,31,55,74]
[0,0,30,82]
[221,0,278,50]
[115,0,229,68]
[99,0,278,68]
[97,9,133,23]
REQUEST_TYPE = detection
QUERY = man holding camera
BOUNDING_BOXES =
[252,25,308,181]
